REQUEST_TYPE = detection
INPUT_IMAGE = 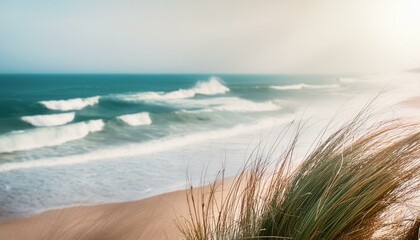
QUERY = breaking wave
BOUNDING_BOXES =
[21,112,75,127]
[191,76,230,95]
[117,112,152,126]
[270,84,340,90]
[0,120,104,153]
[117,76,229,102]
[0,117,292,172]
[39,96,100,111]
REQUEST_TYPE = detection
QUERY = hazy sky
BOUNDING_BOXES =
[1,0,420,74]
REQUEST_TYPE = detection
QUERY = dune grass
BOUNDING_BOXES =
[176,114,420,240]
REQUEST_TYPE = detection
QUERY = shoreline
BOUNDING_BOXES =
[0,176,236,240]
[0,186,191,239]
[0,96,418,239]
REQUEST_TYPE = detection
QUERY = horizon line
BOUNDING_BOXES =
[0,72,371,76]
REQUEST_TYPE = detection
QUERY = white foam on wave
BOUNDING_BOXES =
[213,100,279,112]
[39,96,100,111]
[191,76,230,95]
[338,77,362,83]
[117,112,152,126]
[0,120,105,153]
[0,116,292,172]
[270,84,340,90]
[178,97,280,113]
[118,76,229,102]
[21,112,75,127]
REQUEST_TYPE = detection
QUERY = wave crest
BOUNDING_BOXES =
[270,84,340,90]
[0,120,104,153]
[117,76,229,102]
[191,76,230,95]
[21,112,75,127]
[117,112,152,126]
[39,96,100,111]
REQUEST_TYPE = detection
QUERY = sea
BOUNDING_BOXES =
[0,73,418,218]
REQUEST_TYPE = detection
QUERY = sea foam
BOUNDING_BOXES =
[191,76,230,95]
[117,112,152,126]
[170,97,280,113]
[39,96,100,111]
[0,120,104,153]
[21,112,75,127]
[270,84,340,90]
[118,76,229,102]
[0,116,292,172]
[212,99,279,112]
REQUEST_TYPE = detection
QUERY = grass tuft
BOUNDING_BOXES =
[176,114,420,240]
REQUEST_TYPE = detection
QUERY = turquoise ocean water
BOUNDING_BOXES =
[0,73,413,218]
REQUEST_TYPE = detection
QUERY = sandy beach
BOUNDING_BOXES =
[0,96,418,240]
[0,175,238,240]
[0,188,188,240]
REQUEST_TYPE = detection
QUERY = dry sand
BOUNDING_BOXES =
[0,96,418,240]
[0,189,188,240]
[0,178,234,240]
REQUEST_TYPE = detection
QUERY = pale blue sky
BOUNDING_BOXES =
[1,1,420,74]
